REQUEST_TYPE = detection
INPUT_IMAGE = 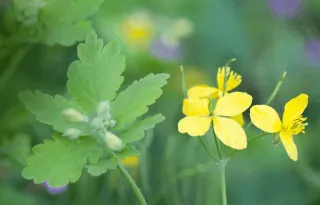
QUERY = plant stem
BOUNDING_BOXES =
[246,71,287,130]
[198,137,218,162]
[117,164,147,205]
[212,126,222,159]
[266,71,287,105]
[0,45,32,94]
[226,133,269,158]
[220,163,227,205]
[180,66,188,98]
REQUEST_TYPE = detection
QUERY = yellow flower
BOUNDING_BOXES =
[121,12,154,48]
[121,156,140,167]
[250,94,308,161]
[186,66,244,126]
[178,91,252,150]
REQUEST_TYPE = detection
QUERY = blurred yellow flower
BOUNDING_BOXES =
[250,94,309,161]
[121,11,154,48]
[187,66,244,126]
[178,91,252,150]
[121,156,140,167]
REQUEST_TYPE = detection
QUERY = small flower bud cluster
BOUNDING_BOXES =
[91,101,116,131]
[60,101,122,151]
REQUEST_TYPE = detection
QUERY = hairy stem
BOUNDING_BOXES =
[117,163,147,205]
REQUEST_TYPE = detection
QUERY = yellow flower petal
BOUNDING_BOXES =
[283,94,309,127]
[217,66,230,91]
[187,85,218,99]
[250,105,282,133]
[231,113,244,126]
[216,66,242,92]
[214,92,252,117]
[280,130,298,161]
[121,156,140,167]
[183,97,210,116]
[213,117,247,149]
[178,116,212,136]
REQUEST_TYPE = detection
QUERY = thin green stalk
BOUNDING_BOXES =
[212,126,222,159]
[198,137,218,162]
[117,163,147,205]
[266,71,287,105]
[220,163,227,205]
[246,71,287,130]
[180,66,188,97]
[0,45,32,94]
[227,133,269,158]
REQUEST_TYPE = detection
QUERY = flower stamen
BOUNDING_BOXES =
[288,115,307,134]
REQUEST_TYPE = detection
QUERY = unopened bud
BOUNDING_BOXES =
[62,108,87,122]
[97,101,110,117]
[105,131,123,151]
[272,134,281,146]
[63,128,81,139]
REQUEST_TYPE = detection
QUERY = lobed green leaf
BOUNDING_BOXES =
[86,157,118,176]
[19,90,87,133]
[22,135,102,187]
[111,73,170,131]
[120,114,165,143]
[67,33,125,111]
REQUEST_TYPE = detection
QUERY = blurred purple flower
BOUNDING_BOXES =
[304,39,320,67]
[268,0,303,18]
[42,181,68,195]
[149,37,181,61]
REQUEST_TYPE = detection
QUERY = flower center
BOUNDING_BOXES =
[286,115,308,135]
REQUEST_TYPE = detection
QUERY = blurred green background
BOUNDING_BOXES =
[1,0,320,204]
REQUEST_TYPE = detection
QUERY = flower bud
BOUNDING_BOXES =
[62,108,87,122]
[97,101,110,117]
[105,131,123,151]
[63,128,81,139]
[272,134,281,146]
[90,117,103,130]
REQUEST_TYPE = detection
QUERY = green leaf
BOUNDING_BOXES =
[120,114,165,143]
[86,157,118,176]
[19,90,87,133]
[40,0,104,26]
[67,33,125,111]
[115,145,140,160]
[39,21,93,46]
[111,73,170,131]
[22,135,102,187]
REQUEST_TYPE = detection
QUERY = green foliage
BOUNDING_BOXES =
[86,157,118,176]
[111,73,170,131]
[18,90,86,133]
[22,135,102,187]
[67,33,125,111]
[18,33,169,186]
[120,114,165,143]
[1,133,31,165]
[115,145,140,160]
[0,186,36,205]
[5,0,104,46]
